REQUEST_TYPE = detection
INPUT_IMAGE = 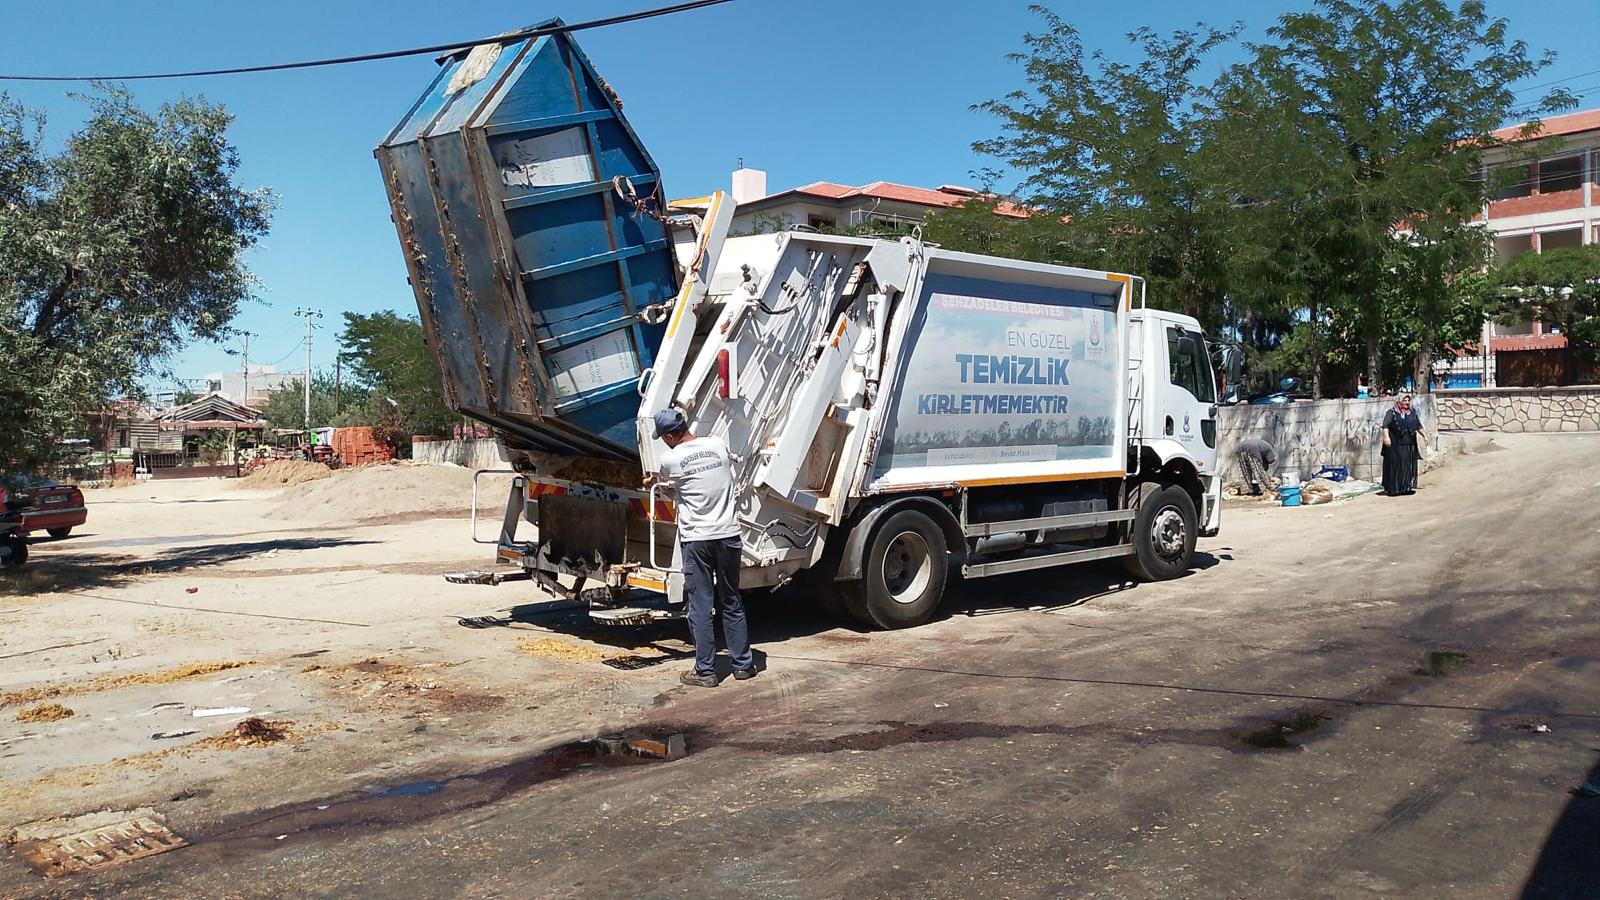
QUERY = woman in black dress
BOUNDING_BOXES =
[1380,394,1427,496]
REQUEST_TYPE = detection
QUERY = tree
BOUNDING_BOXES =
[1214,0,1569,392]
[336,310,456,453]
[0,86,272,469]
[1493,245,1600,385]
[973,11,1243,328]
[258,372,351,432]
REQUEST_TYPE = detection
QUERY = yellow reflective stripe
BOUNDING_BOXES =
[665,191,724,339]
[1105,273,1133,310]
[954,470,1124,488]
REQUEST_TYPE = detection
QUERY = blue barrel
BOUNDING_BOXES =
[377,20,677,461]
[1279,485,1302,507]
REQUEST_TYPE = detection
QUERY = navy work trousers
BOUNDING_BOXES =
[681,537,753,676]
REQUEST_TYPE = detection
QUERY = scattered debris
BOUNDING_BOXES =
[1532,723,1552,734]
[15,703,74,723]
[144,702,185,713]
[1,661,257,710]
[192,706,251,718]
[184,587,198,594]
[517,636,607,663]
[1578,779,1600,798]
[198,717,292,749]
[593,733,687,761]
[10,811,187,877]
[150,731,197,741]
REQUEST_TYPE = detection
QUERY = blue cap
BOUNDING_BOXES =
[652,408,687,439]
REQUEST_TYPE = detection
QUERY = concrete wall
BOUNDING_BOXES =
[411,438,508,469]
[1217,396,1435,483]
[1432,387,1600,432]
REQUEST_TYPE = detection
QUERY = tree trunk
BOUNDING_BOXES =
[1310,299,1323,400]
[1414,318,1437,394]
[1364,295,1382,393]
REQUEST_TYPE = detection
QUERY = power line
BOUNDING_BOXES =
[0,0,739,82]
[263,339,305,368]
[1513,67,1600,97]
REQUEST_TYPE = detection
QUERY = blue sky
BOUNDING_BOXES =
[3,0,1596,392]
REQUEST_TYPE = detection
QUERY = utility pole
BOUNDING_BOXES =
[238,331,258,406]
[294,308,323,432]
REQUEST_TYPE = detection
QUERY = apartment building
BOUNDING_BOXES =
[1444,108,1600,387]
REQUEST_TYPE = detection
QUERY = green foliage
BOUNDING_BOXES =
[335,310,456,452]
[0,86,272,469]
[972,0,1570,395]
[1213,0,1563,391]
[973,11,1242,327]
[1493,245,1600,382]
[258,372,353,432]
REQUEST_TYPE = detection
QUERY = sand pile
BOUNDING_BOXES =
[237,460,333,488]
[266,462,488,524]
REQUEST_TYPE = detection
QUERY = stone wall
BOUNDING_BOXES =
[1217,396,1435,483]
[1431,387,1600,433]
[410,438,509,469]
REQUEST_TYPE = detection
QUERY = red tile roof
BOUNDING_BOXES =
[785,180,1029,217]
[1491,334,1569,353]
[1492,107,1600,142]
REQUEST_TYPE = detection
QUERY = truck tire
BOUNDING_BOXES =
[844,509,949,630]
[48,527,72,539]
[1123,483,1196,582]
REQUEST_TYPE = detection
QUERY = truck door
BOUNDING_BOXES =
[1159,323,1219,471]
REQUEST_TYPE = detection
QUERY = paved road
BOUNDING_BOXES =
[8,433,1599,898]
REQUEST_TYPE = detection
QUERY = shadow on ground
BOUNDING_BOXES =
[1521,755,1600,898]
[0,537,381,597]
[445,550,1233,659]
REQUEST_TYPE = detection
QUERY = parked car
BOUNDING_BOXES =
[0,475,87,539]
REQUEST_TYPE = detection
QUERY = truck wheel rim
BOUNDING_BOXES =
[1151,507,1187,562]
[882,531,932,604]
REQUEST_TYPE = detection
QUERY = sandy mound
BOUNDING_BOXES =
[237,460,333,488]
[266,463,483,524]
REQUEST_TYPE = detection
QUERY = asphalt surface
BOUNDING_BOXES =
[4,433,1598,898]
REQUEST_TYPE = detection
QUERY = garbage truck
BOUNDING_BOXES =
[376,21,1239,629]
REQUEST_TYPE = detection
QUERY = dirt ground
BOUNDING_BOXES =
[1,435,1597,898]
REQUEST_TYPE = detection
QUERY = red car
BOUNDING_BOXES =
[1,476,87,539]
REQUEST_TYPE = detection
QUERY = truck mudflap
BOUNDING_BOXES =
[1199,473,1223,537]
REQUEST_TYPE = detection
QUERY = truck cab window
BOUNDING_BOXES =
[1167,326,1215,403]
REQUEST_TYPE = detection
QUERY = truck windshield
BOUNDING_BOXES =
[1166,326,1216,403]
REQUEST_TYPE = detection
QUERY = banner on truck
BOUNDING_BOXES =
[873,273,1122,480]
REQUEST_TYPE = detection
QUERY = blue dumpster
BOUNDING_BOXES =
[377,20,677,460]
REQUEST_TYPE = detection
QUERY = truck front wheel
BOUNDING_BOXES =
[1124,483,1196,582]
[840,509,949,630]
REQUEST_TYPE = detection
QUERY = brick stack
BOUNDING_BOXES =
[331,427,393,466]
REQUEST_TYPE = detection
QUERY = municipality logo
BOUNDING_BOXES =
[1183,414,1191,433]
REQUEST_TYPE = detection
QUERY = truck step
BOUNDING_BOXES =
[589,606,685,626]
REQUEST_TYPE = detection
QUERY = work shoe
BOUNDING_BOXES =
[732,666,758,681]
[679,670,719,688]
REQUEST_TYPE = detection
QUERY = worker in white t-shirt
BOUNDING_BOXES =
[651,408,756,687]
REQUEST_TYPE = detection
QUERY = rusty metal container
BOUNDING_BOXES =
[377,20,676,461]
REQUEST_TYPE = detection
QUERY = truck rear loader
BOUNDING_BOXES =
[376,22,1235,629]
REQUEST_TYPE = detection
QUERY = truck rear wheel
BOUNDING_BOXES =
[842,509,949,630]
[1123,483,1196,582]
